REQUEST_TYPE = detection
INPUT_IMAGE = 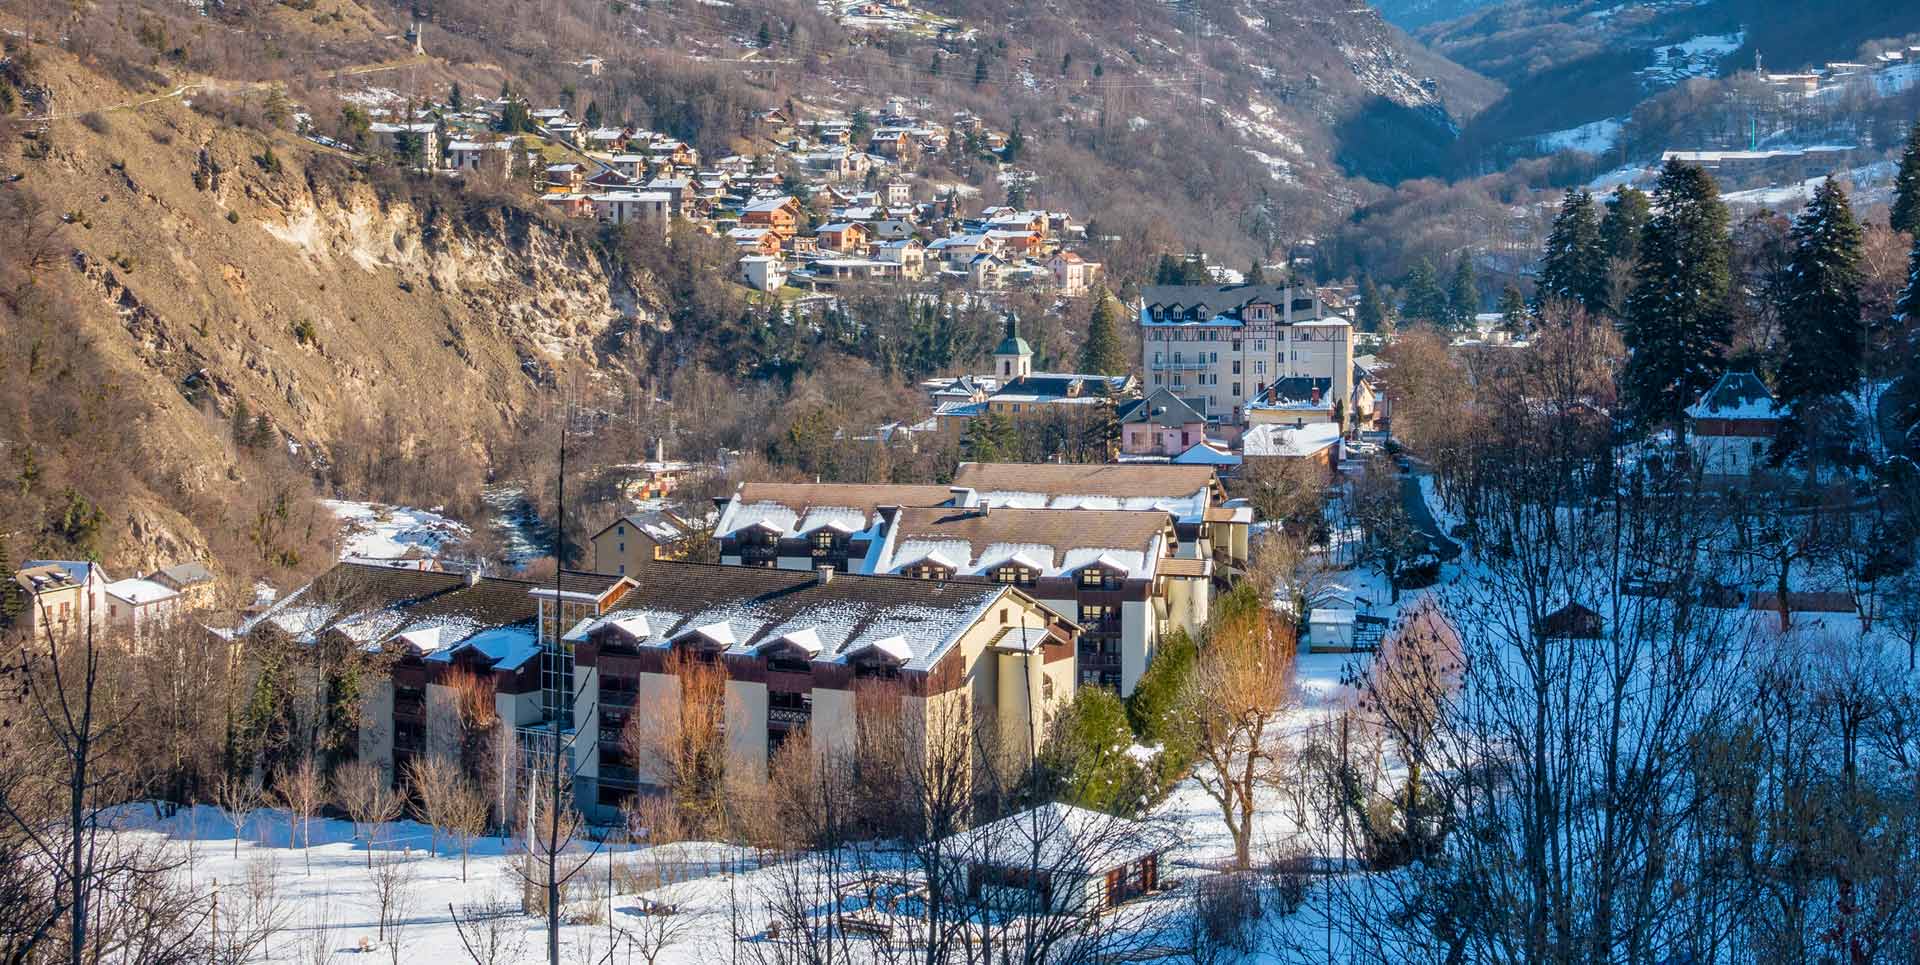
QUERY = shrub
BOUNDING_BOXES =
[1126,627,1196,741]
[80,111,111,134]
[290,319,317,345]
[1036,686,1152,816]
[226,210,240,224]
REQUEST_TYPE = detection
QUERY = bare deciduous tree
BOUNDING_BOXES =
[273,756,324,875]
[215,772,264,859]
[334,759,404,868]
[1179,590,1297,869]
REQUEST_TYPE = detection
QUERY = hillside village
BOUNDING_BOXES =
[344,83,1111,298]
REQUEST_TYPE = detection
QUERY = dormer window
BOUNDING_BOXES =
[908,562,951,581]
[994,565,1037,587]
[1078,566,1123,591]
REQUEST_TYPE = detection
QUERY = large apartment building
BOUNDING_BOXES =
[570,560,1078,817]
[948,462,1252,572]
[1138,284,1353,425]
[245,558,1075,823]
[711,483,956,571]
[864,504,1208,694]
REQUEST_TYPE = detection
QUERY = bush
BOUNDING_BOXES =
[1035,686,1152,816]
[226,210,240,224]
[290,319,317,345]
[79,112,111,134]
[1127,627,1195,740]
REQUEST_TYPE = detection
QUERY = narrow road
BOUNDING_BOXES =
[24,56,431,122]
[1399,469,1462,561]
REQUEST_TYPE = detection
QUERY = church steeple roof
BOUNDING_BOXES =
[994,315,1032,358]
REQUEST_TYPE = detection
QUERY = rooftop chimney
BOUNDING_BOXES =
[948,486,978,508]
[815,565,834,586]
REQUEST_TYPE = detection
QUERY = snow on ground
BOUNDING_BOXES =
[1721,160,1899,207]
[1538,118,1622,156]
[322,500,470,564]
[115,805,754,964]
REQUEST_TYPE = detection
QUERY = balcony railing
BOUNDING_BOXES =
[1149,358,1212,371]
[769,706,813,726]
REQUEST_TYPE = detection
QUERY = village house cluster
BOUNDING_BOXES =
[352,91,1105,297]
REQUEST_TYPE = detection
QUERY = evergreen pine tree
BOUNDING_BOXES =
[757,21,773,49]
[1893,121,1920,236]
[1896,230,1920,324]
[1079,289,1126,375]
[1401,259,1447,324]
[1246,260,1266,285]
[1601,186,1652,262]
[1536,188,1610,315]
[930,52,942,76]
[974,52,990,88]
[251,413,275,450]
[230,398,252,445]
[1774,178,1865,462]
[1003,120,1024,162]
[1621,159,1734,430]
[1446,255,1477,329]
[0,535,20,627]
[961,412,1016,461]
[1498,283,1528,334]
[583,101,602,129]
[1356,274,1387,333]
[448,82,463,112]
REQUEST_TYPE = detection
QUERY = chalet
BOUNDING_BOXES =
[741,195,802,240]
[1117,389,1210,458]
[949,462,1250,570]
[1538,602,1604,640]
[937,804,1176,916]
[712,482,956,570]
[866,503,1206,693]
[541,193,594,219]
[591,511,698,575]
[874,238,926,278]
[572,560,1077,816]
[884,179,912,207]
[605,155,648,180]
[867,127,916,161]
[1685,371,1783,477]
[543,163,585,194]
[645,176,692,217]
[870,219,918,243]
[815,221,872,253]
[808,258,905,287]
[729,227,783,256]
[1139,284,1353,424]
[985,230,1041,257]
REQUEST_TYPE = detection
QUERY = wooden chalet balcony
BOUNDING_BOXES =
[769,705,813,726]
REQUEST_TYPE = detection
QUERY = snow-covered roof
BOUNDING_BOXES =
[102,577,178,607]
[939,803,1178,875]
[1243,422,1342,458]
[576,562,1027,673]
[713,483,954,540]
[434,625,542,671]
[866,506,1170,580]
[1686,370,1783,421]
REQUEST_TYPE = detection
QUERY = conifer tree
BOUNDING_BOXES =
[230,399,252,445]
[1536,188,1609,315]
[1498,283,1528,333]
[583,101,602,129]
[1356,274,1387,333]
[448,82,463,112]
[1446,255,1477,329]
[757,20,773,49]
[1774,179,1864,461]
[1003,120,1024,162]
[1621,159,1733,430]
[1079,289,1127,375]
[1600,186,1651,262]
[974,52,990,87]
[1893,121,1920,236]
[1247,259,1266,285]
[1401,259,1447,325]
[1896,231,1920,324]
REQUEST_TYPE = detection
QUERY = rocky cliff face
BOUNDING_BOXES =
[26,92,649,570]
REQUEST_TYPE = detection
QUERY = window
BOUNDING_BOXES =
[1153,375,1164,386]
[1231,339,1242,351]
[617,525,625,536]
[1153,352,1162,364]
[1256,361,1266,375]
[618,542,625,553]
[617,564,625,575]
[994,565,1037,587]
[1079,568,1120,590]
[1231,361,1241,375]
[1231,383,1241,396]
[1255,340,1266,352]
[909,563,949,581]
[1209,352,1219,363]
